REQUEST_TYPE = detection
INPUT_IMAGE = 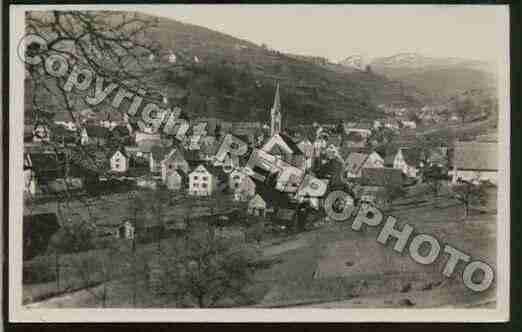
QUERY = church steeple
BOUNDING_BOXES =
[270,82,282,136]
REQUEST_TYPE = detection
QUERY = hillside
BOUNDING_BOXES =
[26,11,429,125]
[131,13,425,124]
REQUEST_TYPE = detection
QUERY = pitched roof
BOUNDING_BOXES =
[361,167,403,187]
[150,145,171,161]
[344,153,370,172]
[279,133,303,155]
[109,148,128,159]
[248,194,267,209]
[453,142,497,170]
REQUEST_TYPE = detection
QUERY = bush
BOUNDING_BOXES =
[23,257,56,284]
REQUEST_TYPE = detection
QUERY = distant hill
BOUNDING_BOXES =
[367,53,497,102]
[27,11,429,126]
[133,13,427,124]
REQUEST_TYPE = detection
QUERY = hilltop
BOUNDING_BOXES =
[134,13,424,124]
[364,53,497,103]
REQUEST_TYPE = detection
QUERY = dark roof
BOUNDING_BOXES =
[85,125,111,139]
[150,146,171,161]
[251,177,293,208]
[401,148,424,167]
[361,167,403,187]
[279,133,303,155]
[315,159,344,184]
[453,142,497,170]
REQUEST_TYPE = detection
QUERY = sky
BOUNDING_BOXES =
[142,5,509,63]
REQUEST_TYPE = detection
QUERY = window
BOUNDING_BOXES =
[115,158,120,162]
[194,176,198,180]
[203,176,208,181]
[193,183,199,188]
[233,175,240,180]
[169,165,173,169]
[202,183,207,188]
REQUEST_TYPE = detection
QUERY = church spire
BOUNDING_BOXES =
[270,82,282,136]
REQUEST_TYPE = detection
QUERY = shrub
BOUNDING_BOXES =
[23,256,56,284]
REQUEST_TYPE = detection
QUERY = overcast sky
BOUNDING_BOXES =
[142,5,508,63]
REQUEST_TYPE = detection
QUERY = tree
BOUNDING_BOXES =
[456,98,474,124]
[162,229,257,308]
[422,164,447,198]
[452,179,488,218]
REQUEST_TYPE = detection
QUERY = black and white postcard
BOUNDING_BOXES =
[7,4,510,322]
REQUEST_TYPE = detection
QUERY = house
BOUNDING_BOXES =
[54,112,77,131]
[26,152,84,194]
[392,148,424,178]
[188,164,216,196]
[150,146,171,174]
[164,169,186,191]
[32,122,51,143]
[343,151,384,178]
[161,148,190,181]
[110,149,129,173]
[384,118,400,131]
[229,168,246,192]
[343,122,372,138]
[315,158,344,187]
[261,133,305,169]
[400,120,417,129]
[233,175,256,202]
[119,221,135,240]
[24,153,36,195]
[247,194,267,217]
[361,167,404,187]
[135,131,161,144]
[297,138,314,170]
[313,137,327,158]
[136,175,158,189]
[342,131,367,149]
[450,141,497,185]
[81,126,110,146]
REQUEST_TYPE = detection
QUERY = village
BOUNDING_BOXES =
[21,78,499,308]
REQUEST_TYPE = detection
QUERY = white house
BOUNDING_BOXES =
[168,52,177,63]
[33,123,51,143]
[233,175,256,202]
[119,221,135,240]
[189,165,215,196]
[393,148,423,178]
[110,150,129,173]
[344,151,384,178]
[400,120,417,129]
[343,122,372,138]
[161,148,190,182]
[297,138,314,170]
[164,169,184,191]
[229,168,246,192]
[137,176,158,189]
[450,142,497,185]
[247,194,267,217]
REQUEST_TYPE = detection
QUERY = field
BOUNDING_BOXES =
[24,184,497,308]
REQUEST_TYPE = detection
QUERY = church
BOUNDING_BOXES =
[261,83,305,169]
